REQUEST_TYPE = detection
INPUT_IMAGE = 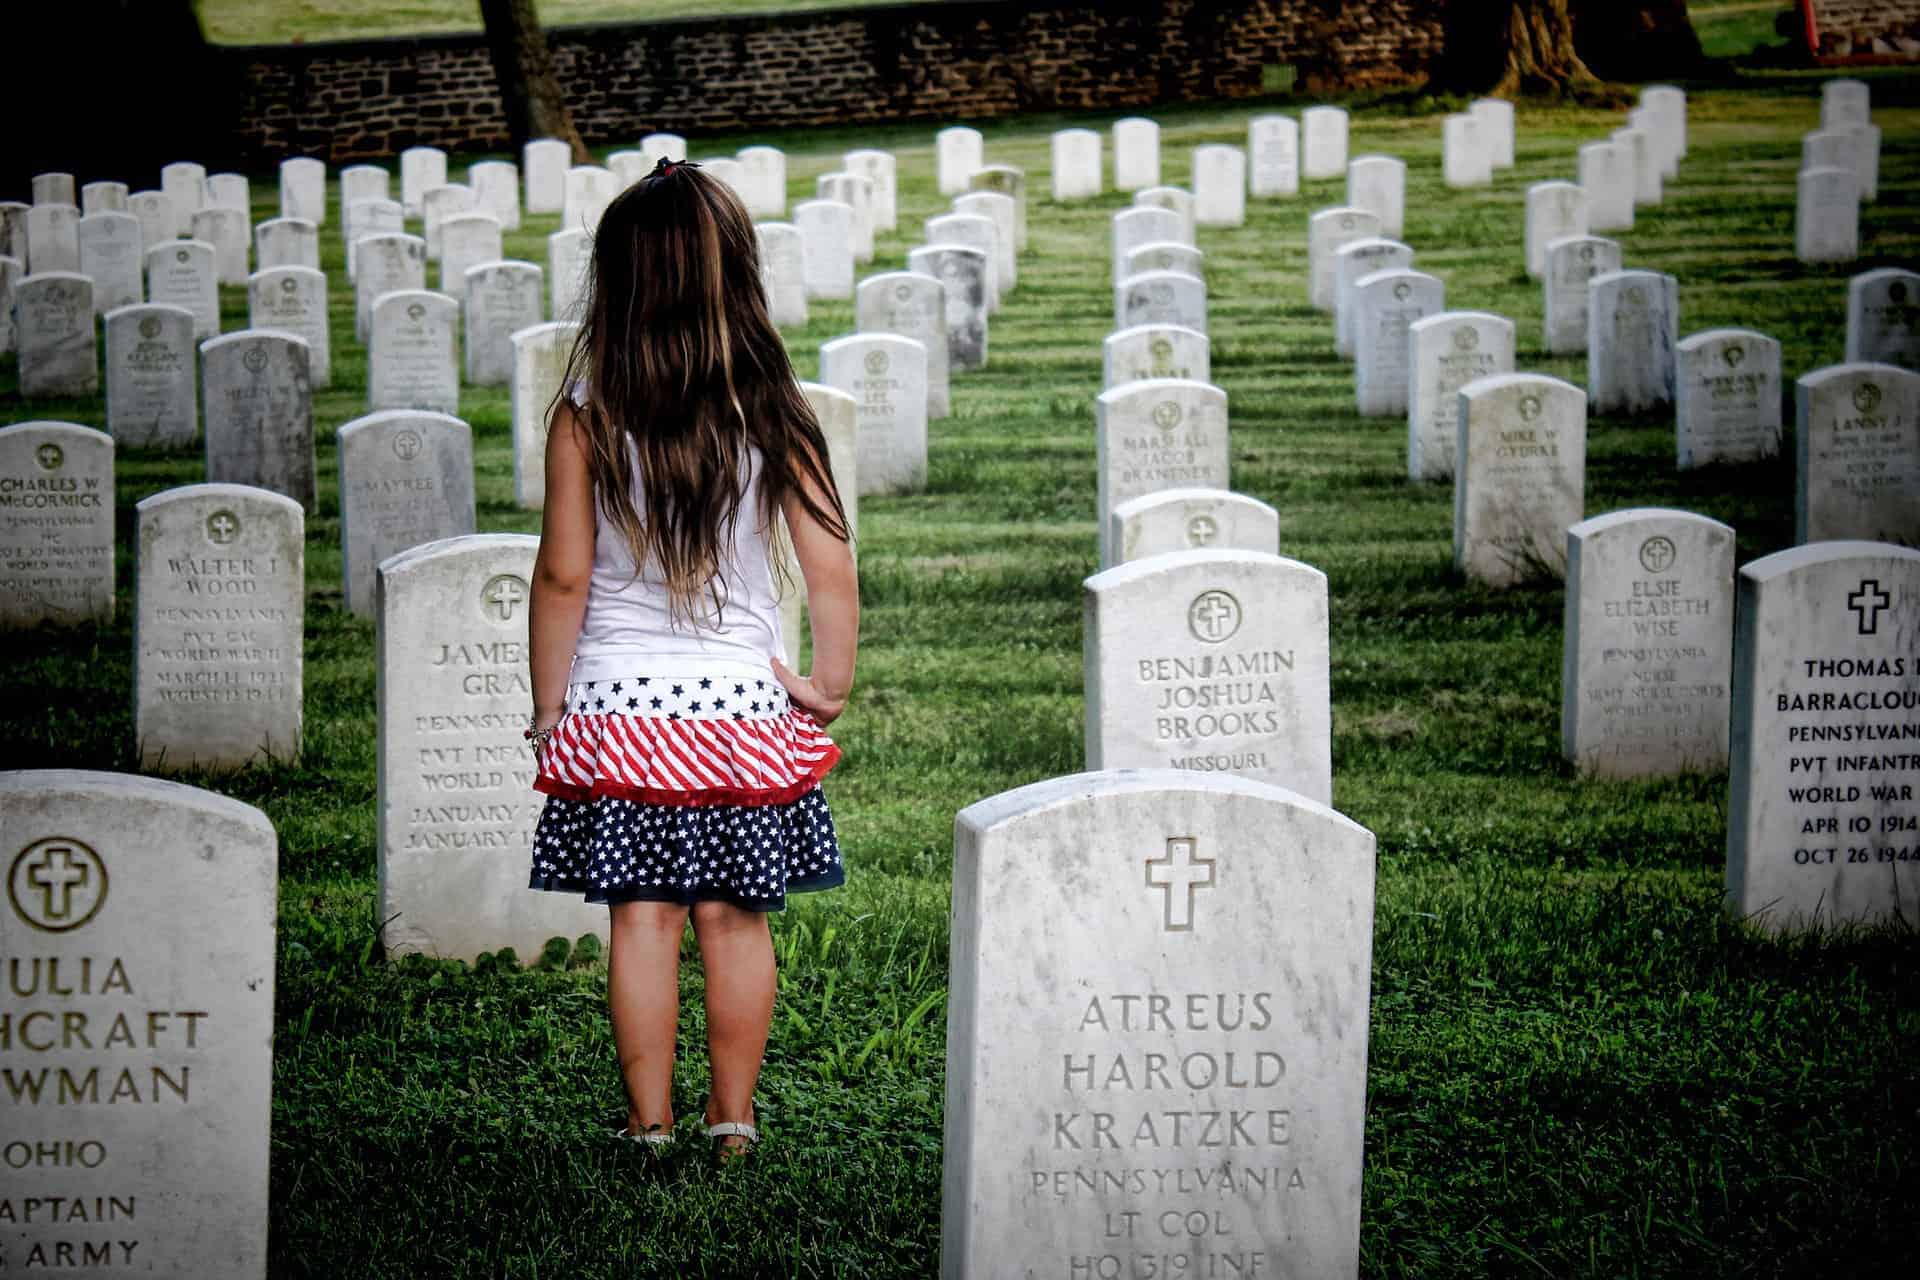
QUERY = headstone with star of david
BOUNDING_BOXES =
[463,259,543,387]
[105,304,198,448]
[134,483,304,772]
[1561,508,1736,779]
[369,290,459,416]
[1675,329,1783,470]
[376,534,609,962]
[1095,379,1230,568]
[1083,549,1331,802]
[819,333,928,497]
[1108,488,1278,567]
[943,768,1374,1278]
[1103,323,1209,391]
[1454,373,1587,588]
[1795,363,1920,546]
[247,265,331,389]
[1725,541,1920,934]
[0,769,276,1276]
[202,331,316,512]
[857,271,948,418]
[1408,311,1516,482]
[1846,268,1920,371]
[0,422,114,628]
[338,410,476,617]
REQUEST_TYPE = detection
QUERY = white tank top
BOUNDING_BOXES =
[568,431,791,685]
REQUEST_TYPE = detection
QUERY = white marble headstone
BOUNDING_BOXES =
[25,203,80,275]
[127,191,173,252]
[1454,373,1587,587]
[15,272,96,398]
[951,192,1015,293]
[1353,269,1444,418]
[927,212,1000,311]
[1846,268,1920,369]
[1408,311,1516,482]
[1050,128,1103,201]
[547,226,590,324]
[76,182,120,219]
[1108,488,1278,566]
[640,132,687,164]
[522,139,569,214]
[511,321,578,510]
[77,211,143,313]
[944,769,1374,1279]
[1345,155,1405,238]
[206,173,248,214]
[202,330,315,510]
[1249,114,1300,198]
[280,156,326,225]
[134,483,304,770]
[1471,97,1516,168]
[937,126,984,196]
[818,172,875,264]
[247,265,331,389]
[1112,206,1186,283]
[355,232,427,342]
[1116,269,1207,335]
[1132,186,1196,246]
[0,770,275,1275]
[1726,540,1919,934]
[0,422,114,627]
[338,409,476,616]
[32,173,76,206]
[1443,113,1491,188]
[1302,106,1349,180]
[1578,141,1634,233]
[160,161,207,228]
[439,212,503,294]
[377,534,610,961]
[1821,79,1871,129]
[844,149,898,231]
[794,199,855,300]
[755,221,807,330]
[145,239,219,340]
[908,245,988,372]
[1675,329,1783,469]
[189,206,249,285]
[1543,235,1622,355]
[1083,551,1332,800]
[106,303,198,448]
[1334,238,1414,360]
[1122,241,1204,281]
[1095,379,1229,566]
[370,290,459,415]
[340,165,391,228]
[467,159,521,231]
[1525,182,1588,281]
[857,271,948,418]
[737,146,788,220]
[820,333,928,496]
[1563,507,1735,779]
[345,197,402,281]
[421,183,476,260]
[1112,117,1160,191]
[1191,145,1247,227]
[1587,269,1679,417]
[400,146,447,218]
[1796,167,1859,264]
[1795,363,1920,545]
[1307,207,1382,312]
[464,260,543,387]
[1104,323,1210,390]
[255,216,319,272]
[968,165,1027,251]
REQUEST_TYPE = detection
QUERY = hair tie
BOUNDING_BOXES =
[649,155,701,180]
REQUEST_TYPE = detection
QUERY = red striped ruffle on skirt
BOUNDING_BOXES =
[534,708,840,807]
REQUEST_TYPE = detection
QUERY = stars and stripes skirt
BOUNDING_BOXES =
[527,670,844,911]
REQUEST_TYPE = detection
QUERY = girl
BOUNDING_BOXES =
[522,156,857,1163]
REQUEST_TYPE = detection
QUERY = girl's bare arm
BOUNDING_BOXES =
[772,467,858,725]
[528,402,595,732]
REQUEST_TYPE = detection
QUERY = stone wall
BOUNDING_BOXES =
[1804,0,1920,62]
[220,0,1447,165]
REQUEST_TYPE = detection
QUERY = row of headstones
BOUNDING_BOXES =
[1025,97,1522,205]
[1794,76,1884,265]
[9,503,1912,1268]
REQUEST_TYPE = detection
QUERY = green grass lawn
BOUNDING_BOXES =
[194,0,913,45]
[1693,1,1799,61]
[4,75,1919,1277]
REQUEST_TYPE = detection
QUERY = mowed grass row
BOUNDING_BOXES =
[2,75,1918,1276]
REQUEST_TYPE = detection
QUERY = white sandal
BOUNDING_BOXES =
[612,1122,675,1148]
[705,1120,759,1161]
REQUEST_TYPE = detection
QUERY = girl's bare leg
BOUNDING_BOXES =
[691,900,776,1151]
[607,900,690,1135]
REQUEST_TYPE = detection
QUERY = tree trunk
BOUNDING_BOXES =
[477,0,589,162]
[1432,0,1604,98]
[1570,0,1708,82]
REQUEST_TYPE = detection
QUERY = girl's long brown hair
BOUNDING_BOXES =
[553,158,851,627]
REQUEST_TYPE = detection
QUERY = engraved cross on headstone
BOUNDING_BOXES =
[26,845,90,922]
[1848,579,1891,635]
[208,513,238,544]
[1145,836,1215,932]
[485,576,527,621]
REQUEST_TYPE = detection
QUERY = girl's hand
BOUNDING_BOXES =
[770,657,846,725]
